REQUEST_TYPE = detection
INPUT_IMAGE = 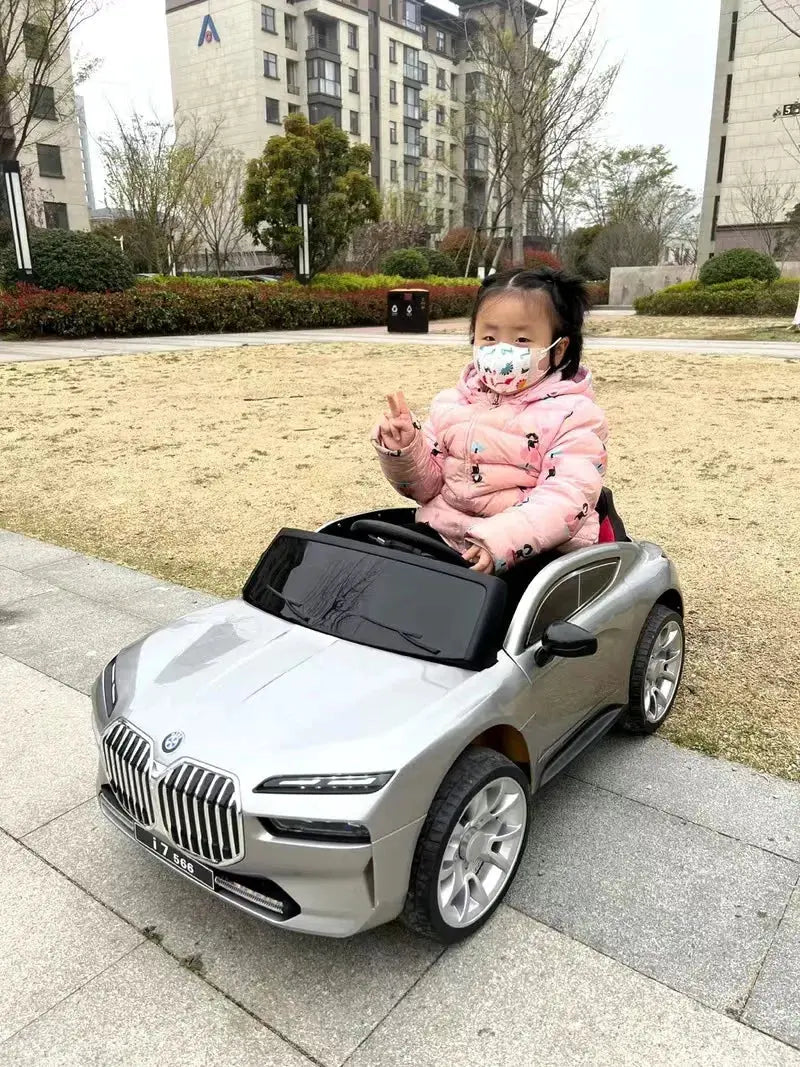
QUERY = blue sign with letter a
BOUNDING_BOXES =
[198,14,220,46]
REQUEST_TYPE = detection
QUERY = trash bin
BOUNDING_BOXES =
[387,288,429,334]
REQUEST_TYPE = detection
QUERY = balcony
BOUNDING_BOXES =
[403,62,422,81]
[288,83,300,95]
[404,102,421,121]
[308,77,342,98]
[308,30,336,51]
[403,141,421,158]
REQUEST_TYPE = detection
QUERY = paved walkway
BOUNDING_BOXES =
[2,326,800,362]
[1,529,798,1064]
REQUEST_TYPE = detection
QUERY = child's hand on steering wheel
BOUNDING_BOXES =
[463,544,494,573]
[380,391,416,451]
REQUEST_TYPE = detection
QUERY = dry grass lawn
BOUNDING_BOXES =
[1,343,798,780]
[585,315,800,342]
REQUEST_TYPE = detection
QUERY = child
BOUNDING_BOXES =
[371,268,609,589]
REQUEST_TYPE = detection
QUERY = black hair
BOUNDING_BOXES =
[469,267,591,380]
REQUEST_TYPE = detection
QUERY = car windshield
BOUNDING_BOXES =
[243,532,500,667]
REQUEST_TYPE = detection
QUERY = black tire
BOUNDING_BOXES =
[401,747,531,944]
[620,605,685,735]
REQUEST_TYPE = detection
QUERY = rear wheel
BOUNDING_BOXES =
[620,605,685,734]
[401,747,530,943]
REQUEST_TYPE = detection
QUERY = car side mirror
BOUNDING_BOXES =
[534,621,598,667]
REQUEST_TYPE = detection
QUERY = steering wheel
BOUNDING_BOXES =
[350,520,468,568]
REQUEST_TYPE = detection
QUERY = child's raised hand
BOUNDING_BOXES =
[379,391,416,451]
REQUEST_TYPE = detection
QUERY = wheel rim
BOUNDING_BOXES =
[437,776,527,929]
[643,620,684,723]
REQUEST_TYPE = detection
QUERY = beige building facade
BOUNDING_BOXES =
[699,0,800,262]
[166,0,503,243]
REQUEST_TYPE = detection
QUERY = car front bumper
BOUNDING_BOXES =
[95,764,424,938]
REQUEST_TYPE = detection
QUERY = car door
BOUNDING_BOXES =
[505,557,622,761]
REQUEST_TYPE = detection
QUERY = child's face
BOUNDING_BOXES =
[473,290,557,351]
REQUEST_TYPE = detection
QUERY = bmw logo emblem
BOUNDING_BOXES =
[162,731,185,753]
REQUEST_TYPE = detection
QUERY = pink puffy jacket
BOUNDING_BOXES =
[372,362,609,572]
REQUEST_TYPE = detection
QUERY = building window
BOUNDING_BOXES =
[389,120,398,144]
[420,61,428,85]
[309,103,341,126]
[390,80,397,104]
[403,0,422,30]
[308,58,342,97]
[43,201,68,230]
[435,207,444,228]
[263,51,279,79]
[421,100,428,122]
[420,171,428,191]
[403,84,420,120]
[710,194,720,241]
[404,123,420,157]
[285,14,297,48]
[350,110,360,134]
[449,142,456,166]
[404,162,418,187]
[435,105,445,125]
[450,72,458,100]
[435,173,444,195]
[389,39,397,63]
[369,52,377,70]
[436,68,447,90]
[722,73,733,124]
[36,143,63,178]
[287,59,300,93]
[390,159,398,182]
[348,23,358,49]
[261,5,276,33]
[420,134,428,157]
[31,84,56,121]
[449,208,455,229]
[23,22,47,60]
[265,97,280,123]
[716,134,726,183]
[403,45,420,80]
[288,103,301,114]
[370,93,378,112]
[435,139,444,161]
[349,67,359,93]
[435,29,445,53]
[728,10,738,62]
[450,108,457,128]
[449,176,457,201]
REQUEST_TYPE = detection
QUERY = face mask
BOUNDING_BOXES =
[474,339,564,395]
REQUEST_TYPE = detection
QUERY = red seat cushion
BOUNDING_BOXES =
[597,516,616,544]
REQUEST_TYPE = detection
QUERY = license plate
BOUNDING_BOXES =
[134,825,215,889]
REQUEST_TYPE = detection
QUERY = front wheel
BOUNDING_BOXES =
[401,747,530,944]
[620,605,685,734]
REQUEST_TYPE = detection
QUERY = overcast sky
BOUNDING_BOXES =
[72,0,720,205]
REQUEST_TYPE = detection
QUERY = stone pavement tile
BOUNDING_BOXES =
[0,942,314,1067]
[347,906,800,1067]
[30,553,166,605]
[568,735,800,861]
[115,582,222,626]
[507,776,799,1014]
[0,566,59,608]
[743,885,800,1049]
[0,656,96,836]
[27,801,441,1067]
[0,829,142,1043]
[0,587,153,694]
[0,531,75,572]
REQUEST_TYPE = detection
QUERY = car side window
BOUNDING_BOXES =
[578,561,618,607]
[527,574,580,647]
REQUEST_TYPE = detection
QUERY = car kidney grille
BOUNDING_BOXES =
[102,720,155,826]
[157,763,243,864]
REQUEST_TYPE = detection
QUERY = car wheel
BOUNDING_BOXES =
[620,605,685,734]
[401,747,530,944]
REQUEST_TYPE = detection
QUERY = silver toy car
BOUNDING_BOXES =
[92,498,685,943]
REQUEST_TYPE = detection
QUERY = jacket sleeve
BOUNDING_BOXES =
[371,414,445,505]
[466,407,609,571]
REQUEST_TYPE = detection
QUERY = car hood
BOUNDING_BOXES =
[114,599,475,775]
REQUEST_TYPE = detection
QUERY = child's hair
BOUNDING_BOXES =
[469,267,591,380]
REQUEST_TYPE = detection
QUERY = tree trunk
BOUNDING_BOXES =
[508,0,527,265]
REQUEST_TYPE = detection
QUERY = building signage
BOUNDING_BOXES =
[782,101,800,116]
[198,14,220,46]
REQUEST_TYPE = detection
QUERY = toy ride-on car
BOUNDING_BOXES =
[92,495,685,944]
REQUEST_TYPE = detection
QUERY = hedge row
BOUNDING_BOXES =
[0,281,478,339]
[635,278,799,317]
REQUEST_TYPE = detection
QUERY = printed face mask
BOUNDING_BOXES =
[474,338,564,395]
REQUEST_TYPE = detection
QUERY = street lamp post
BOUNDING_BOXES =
[1,161,33,277]
[296,196,310,284]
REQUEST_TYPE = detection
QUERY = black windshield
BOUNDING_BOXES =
[243,531,506,668]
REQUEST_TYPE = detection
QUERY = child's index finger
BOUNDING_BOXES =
[386,393,400,417]
[395,390,409,414]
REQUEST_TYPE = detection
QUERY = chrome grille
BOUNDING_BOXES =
[157,763,242,864]
[102,720,155,826]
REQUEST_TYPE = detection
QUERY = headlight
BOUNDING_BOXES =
[254,772,394,795]
[261,817,370,843]
[101,657,118,717]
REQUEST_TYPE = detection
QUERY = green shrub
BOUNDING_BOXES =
[380,248,430,277]
[0,229,135,292]
[585,281,609,306]
[698,248,779,286]
[307,272,481,291]
[635,277,799,316]
[410,247,459,277]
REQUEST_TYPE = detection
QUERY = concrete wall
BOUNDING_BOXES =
[609,266,698,307]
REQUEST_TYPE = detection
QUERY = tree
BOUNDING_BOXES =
[185,147,247,275]
[585,221,661,278]
[0,0,99,162]
[99,110,220,274]
[758,0,800,35]
[562,224,604,277]
[342,189,431,273]
[462,0,619,264]
[242,114,380,279]
[731,163,798,259]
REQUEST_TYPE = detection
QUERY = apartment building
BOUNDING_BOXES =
[0,21,90,233]
[166,0,509,240]
[699,0,800,261]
